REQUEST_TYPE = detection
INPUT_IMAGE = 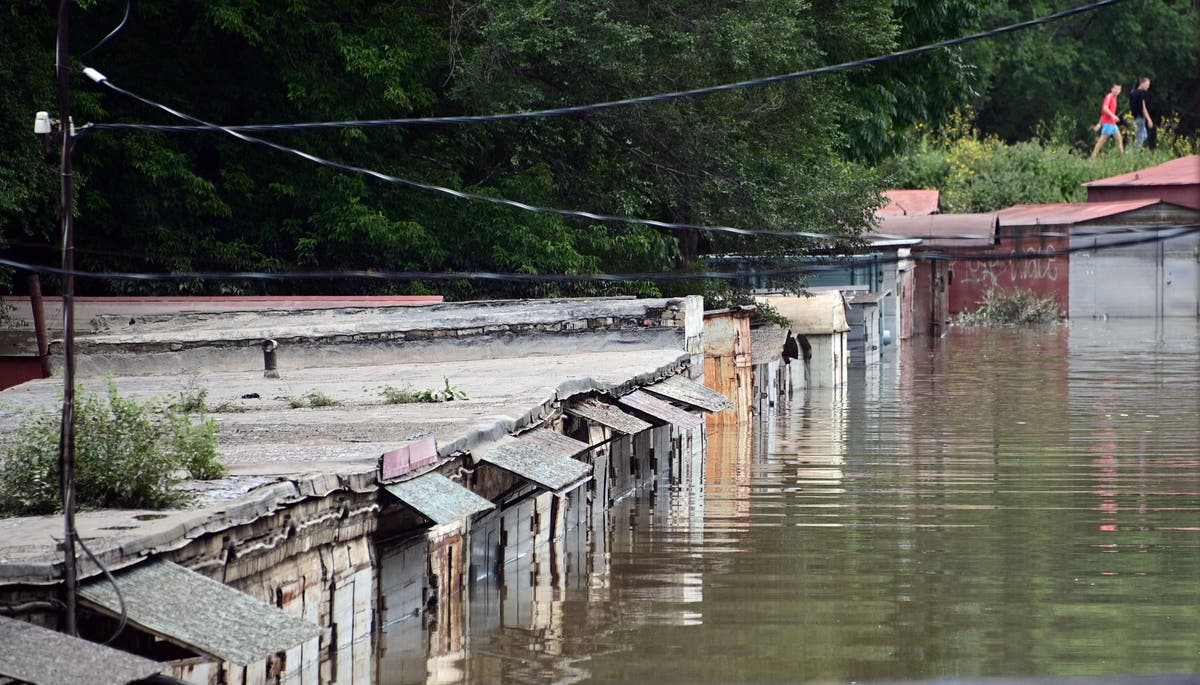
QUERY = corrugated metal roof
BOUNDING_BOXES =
[618,390,705,429]
[518,428,593,457]
[79,559,321,666]
[871,214,998,247]
[384,471,494,525]
[478,431,592,493]
[1083,155,1199,187]
[996,199,1160,226]
[566,397,652,435]
[0,615,165,685]
[877,189,941,216]
[643,375,733,413]
[756,292,851,335]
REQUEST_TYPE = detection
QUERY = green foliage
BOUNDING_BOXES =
[954,287,1061,325]
[886,114,1191,213]
[382,377,468,404]
[0,380,224,516]
[288,392,342,408]
[170,378,209,413]
[963,0,1198,142]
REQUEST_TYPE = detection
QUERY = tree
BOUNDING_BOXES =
[1,0,1008,299]
[964,0,1198,142]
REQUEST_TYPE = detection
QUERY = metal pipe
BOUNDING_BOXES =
[26,274,52,378]
[262,339,279,378]
[55,0,79,636]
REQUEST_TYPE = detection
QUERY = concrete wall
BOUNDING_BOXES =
[45,296,703,377]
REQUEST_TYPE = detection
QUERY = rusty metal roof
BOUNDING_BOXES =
[477,430,592,493]
[618,389,705,430]
[643,375,733,413]
[871,214,998,247]
[996,199,1161,226]
[0,615,165,685]
[79,559,321,666]
[877,189,941,216]
[566,397,652,435]
[1083,155,1199,187]
[384,471,495,525]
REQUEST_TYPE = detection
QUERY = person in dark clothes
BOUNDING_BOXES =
[1129,76,1154,149]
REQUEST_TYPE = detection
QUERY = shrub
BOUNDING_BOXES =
[381,378,468,404]
[288,392,342,408]
[0,380,225,516]
[954,288,1062,326]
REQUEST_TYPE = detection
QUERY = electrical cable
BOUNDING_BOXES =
[73,532,128,646]
[6,221,1188,270]
[2,224,1195,286]
[79,0,133,63]
[85,0,1127,134]
[80,67,873,243]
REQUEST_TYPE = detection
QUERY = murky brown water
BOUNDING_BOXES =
[386,319,1200,684]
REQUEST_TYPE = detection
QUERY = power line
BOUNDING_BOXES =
[82,68,866,243]
[85,0,1127,134]
[4,224,1195,286]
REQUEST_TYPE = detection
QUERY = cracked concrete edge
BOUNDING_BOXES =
[0,352,694,586]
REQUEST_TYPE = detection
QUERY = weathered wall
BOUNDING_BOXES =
[50,297,704,377]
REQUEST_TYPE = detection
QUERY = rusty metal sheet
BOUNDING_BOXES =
[996,199,1159,226]
[0,615,165,685]
[479,434,592,493]
[618,389,704,430]
[1084,155,1198,187]
[384,471,494,525]
[566,397,653,435]
[643,374,733,413]
[79,559,321,666]
[878,189,940,216]
[872,213,998,247]
[380,436,439,481]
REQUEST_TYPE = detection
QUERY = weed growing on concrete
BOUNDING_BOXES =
[0,380,225,516]
[170,377,209,413]
[381,384,421,404]
[381,378,468,404]
[955,288,1062,325]
[288,392,342,408]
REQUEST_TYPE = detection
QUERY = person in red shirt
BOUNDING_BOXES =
[1090,82,1125,158]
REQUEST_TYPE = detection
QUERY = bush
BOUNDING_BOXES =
[0,380,225,516]
[381,378,468,404]
[954,288,1061,326]
[887,110,1193,213]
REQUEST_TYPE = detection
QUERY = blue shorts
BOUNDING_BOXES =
[1100,123,1119,136]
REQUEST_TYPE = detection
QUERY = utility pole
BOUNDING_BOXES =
[55,0,79,637]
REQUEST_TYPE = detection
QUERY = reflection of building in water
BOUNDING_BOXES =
[789,385,848,495]
[704,422,754,522]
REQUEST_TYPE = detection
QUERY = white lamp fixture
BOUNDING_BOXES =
[34,111,53,135]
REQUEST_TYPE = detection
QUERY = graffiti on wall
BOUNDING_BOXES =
[956,247,1060,288]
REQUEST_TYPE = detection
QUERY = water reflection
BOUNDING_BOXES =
[379,320,1200,684]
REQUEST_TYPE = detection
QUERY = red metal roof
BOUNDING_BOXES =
[996,199,1161,226]
[877,189,940,216]
[1083,155,1200,187]
[871,213,997,247]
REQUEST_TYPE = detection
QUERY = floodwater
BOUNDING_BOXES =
[383,319,1200,684]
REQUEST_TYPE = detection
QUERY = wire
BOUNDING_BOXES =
[81,68,872,243]
[79,0,133,63]
[74,532,128,646]
[85,0,1127,134]
[3,224,1195,286]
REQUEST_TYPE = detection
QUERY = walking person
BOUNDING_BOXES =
[1129,76,1154,149]
[1090,82,1125,159]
